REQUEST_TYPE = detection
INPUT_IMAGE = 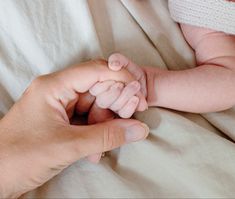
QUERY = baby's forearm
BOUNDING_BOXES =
[145,24,235,113]
[107,25,234,113]
[145,62,235,113]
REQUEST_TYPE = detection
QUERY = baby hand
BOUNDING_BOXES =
[109,53,147,98]
[89,53,148,119]
[89,80,141,118]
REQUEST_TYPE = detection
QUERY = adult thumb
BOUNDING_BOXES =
[71,119,149,159]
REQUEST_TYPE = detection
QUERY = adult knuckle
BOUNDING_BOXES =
[24,75,45,95]
[90,59,109,76]
[93,58,108,66]
[72,135,85,159]
[102,124,124,151]
[103,125,115,150]
[32,75,46,87]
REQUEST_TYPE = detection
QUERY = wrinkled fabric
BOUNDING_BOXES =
[0,0,235,198]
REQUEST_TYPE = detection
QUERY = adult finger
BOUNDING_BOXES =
[68,119,149,159]
[87,153,102,164]
[76,92,95,115]
[87,103,116,164]
[88,103,115,125]
[47,60,146,118]
[55,60,135,95]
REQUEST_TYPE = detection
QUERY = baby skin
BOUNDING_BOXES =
[87,24,235,163]
[90,24,235,116]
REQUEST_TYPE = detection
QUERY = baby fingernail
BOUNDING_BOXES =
[112,82,123,90]
[131,81,140,88]
[131,96,139,104]
[125,123,149,143]
[110,61,120,67]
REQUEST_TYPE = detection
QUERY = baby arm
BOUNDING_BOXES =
[152,24,235,112]
[104,25,235,113]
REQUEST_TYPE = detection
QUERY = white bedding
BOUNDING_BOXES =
[0,0,235,198]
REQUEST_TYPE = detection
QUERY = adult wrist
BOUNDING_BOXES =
[0,122,26,198]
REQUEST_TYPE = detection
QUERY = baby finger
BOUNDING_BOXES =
[89,80,115,96]
[96,82,124,109]
[118,96,139,118]
[110,81,140,112]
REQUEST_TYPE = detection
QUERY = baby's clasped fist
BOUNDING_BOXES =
[90,80,142,118]
[89,53,148,119]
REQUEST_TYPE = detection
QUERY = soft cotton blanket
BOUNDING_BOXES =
[0,0,235,198]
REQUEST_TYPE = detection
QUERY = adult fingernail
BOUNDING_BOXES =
[125,123,149,143]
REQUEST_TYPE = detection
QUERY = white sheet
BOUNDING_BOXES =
[0,0,235,198]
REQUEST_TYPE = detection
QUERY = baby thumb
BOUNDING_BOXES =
[72,119,149,158]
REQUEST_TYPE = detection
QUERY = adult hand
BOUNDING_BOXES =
[0,60,149,198]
